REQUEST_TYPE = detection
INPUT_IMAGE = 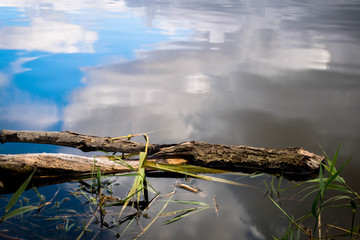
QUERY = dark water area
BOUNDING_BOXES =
[1,0,360,239]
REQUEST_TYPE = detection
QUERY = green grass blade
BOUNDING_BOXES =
[322,195,352,207]
[119,176,143,218]
[100,151,139,173]
[300,187,320,201]
[329,145,341,175]
[102,151,158,194]
[146,162,253,188]
[170,200,208,205]
[134,190,175,239]
[2,205,40,222]
[160,207,198,217]
[267,194,304,231]
[325,157,351,187]
[120,215,135,238]
[139,152,147,168]
[5,168,36,213]
[311,192,320,218]
[163,206,209,225]
[319,166,325,198]
[319,144,333,172]
[146,163,230,174]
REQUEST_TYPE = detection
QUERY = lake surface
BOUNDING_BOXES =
[1,0,360,239]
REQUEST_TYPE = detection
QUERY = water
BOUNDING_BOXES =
[1,0,360,239]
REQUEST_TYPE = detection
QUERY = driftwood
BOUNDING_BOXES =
[0,129,325,193]
[0,153,183,193]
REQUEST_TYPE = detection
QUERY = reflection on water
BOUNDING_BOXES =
[1,0,360,239]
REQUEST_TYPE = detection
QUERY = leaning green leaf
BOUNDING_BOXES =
[2,205,40,222]
[322,195,352,206]
[311,192,320,218]
[169,200,208,206]
[160,207,198,217]
[163,207,209,225]
[145,162,252,187]
[318,166,325,200]
[326,157,351,186]
[329,145,341,175]
[139,152,147,168]
[5,168,36,213]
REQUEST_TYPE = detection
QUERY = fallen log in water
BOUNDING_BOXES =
[0,153,181,193]
[0,129,325,193]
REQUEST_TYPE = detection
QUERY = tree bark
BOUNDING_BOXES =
[0,129,325,190]
[150,141,324,178]
[0,153,186,194]
[0,129,153,153]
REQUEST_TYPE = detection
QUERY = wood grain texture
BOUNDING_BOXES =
[1,129,325,183]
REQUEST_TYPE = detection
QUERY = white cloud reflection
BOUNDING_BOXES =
[10,57,39,74]
[132,0,332,73]
[0,72,9,87]
[0,18,97,53]
[61,0,360,149]
[0,90,60,129]
[0,55,60,130]
[0,0,130,13]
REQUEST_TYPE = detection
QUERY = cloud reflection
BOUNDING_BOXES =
[0,89,60,129]
[0,72,9,87]
[0,54,60,130]
[0,18,97,53]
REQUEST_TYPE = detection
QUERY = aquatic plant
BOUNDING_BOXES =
[0,168,40,223]
[267,146,359,239]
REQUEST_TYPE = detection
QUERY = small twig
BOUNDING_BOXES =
[176,184,199,193]
[318,212,321,239]
[213,195,219,217]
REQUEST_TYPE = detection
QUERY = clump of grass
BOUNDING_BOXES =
[267,145,360,239]
[0,168,40,224]
[94,132,254,238]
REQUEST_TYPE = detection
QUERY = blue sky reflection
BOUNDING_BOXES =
[0,2,185,132]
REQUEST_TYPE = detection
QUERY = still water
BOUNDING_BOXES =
[1,0,360,239]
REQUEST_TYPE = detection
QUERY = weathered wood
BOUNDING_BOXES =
[0,129,157,153]
[0,153,186,194]
[0,129,325,184]
[151,141,324,177]
[0,153,139,176]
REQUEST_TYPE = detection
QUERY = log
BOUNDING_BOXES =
[150,141,324,178]
[0,129,154,153]
[0,153,185,194]
[0,129,325,187]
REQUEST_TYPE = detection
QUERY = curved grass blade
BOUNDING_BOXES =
[322,195,353,208]
[267,194,309,236]
[5,168,36,213]
[134,190,175,239]
[1,205,40,222]
[101,151,158,194]
[311,192,320,218]
[167,200,208,206]
[325,157,351,187]
[160,207,198,217]
[163,206,209,225]
[145,162,253,188]
[319,166,325,199]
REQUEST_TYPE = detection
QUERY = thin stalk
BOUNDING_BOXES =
[134,190,176,239]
